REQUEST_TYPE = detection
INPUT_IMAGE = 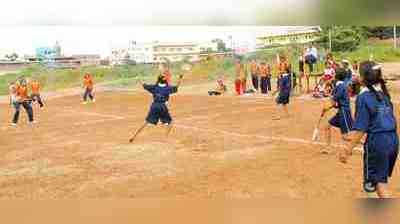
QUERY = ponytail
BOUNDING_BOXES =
[379,78,391,101]
[366,84,383,102]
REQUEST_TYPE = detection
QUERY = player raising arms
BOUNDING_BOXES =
[129,74,183,143]
[339,61,398,198]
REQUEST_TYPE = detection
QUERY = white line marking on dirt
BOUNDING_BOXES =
[174,123,363,152]
[75,111,125,120]
[74,117,125,126]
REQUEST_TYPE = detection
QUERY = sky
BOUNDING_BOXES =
[0,0,312,57]
[0,0,305,25]
[0,26,314,57]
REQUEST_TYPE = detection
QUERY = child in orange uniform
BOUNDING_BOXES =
[82,73,95,104]
[30,79,44,108]
[249,59,259,91]
[259,62,271,95]
[234,59,247,95]
[12,79,35,125]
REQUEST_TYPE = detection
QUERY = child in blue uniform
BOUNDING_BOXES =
[340,61,398,198]
[320,67,354,154]
[272,67,291,120]
[129,74,183,143]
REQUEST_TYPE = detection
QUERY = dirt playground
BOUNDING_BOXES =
[1,84,400,198]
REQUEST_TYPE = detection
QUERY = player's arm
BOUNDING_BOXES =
[169,75,183,94]
[176,74,183,88]
[143,83,155,93]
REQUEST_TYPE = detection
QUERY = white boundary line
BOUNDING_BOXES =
[62,110,126,126]
[73,117,125,126]
[174,123,363,152]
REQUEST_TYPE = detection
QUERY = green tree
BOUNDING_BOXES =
[212,38,227,52]
[318,26,365,52]
[362,26,399,39]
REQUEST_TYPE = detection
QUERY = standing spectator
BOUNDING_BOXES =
[82,72,95,104]
[249,59,259,91]
[305,44,318,73]
[234,59,247,95]
[298,55,308,93]
[259,62,271,95]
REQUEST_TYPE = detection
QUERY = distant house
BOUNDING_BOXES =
[256,26,322,49]
[72,54,101,66]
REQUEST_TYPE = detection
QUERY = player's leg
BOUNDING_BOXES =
[160,106,173,138]
[12,102,21,125]
[299,72,303,93]
[260,77,266,94]
[37,94,44,108]
[83,88,89,102]
[129,122,149,143]
[130,105,159,143]
[22,101,34,123]
[375,183,389,198]
[266,76,271,91]
[235,79,241,95]
[321,124,332,154]
[283,104,289,118]
[89,89,95,102]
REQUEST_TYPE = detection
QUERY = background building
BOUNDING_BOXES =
[128,41,202,64]
[72,54,101,66]
[256,26,321,49]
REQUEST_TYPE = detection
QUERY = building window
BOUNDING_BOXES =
[169,48,174,52]
[177,48,183,52]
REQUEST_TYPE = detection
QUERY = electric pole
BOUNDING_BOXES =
[328,27,332,52]
[394,25,397,49]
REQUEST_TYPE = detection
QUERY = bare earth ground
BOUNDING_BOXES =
[1,63,400,199]
[1,84,400,198]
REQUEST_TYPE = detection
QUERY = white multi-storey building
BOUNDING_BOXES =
[256,26,322,49]
[127,41,204,64]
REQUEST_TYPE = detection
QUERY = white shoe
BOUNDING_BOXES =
[11,123,17,126]
[29,121,37,125]
[92,99,96,103]
[82,101,88,105]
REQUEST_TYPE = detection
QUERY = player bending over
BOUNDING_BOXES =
[340,61,398,198]
[129,74,183,143]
